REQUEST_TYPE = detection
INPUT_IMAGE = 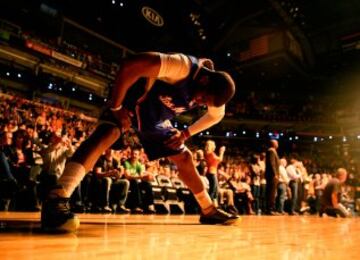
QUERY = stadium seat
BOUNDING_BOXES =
[171,177,199,214]
[149,177,170,214]
[156,175,184,214]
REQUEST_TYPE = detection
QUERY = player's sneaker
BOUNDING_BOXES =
[199,207,239,225]
[41,197,80,232]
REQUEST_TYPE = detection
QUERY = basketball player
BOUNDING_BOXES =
[41,52,237,232]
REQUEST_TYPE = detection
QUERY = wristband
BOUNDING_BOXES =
[182,129,191,140]
[110,105,123,111]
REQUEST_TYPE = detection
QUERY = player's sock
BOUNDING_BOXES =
[194,190,214,215]
[51,162,86,198]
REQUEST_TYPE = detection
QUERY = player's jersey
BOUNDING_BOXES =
[135,55,200,132]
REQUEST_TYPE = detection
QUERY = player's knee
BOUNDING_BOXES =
[174,149,194,165]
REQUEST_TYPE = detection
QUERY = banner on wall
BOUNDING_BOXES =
[51,50,83,68]
[25,40,83,68]
[25,40,52,56]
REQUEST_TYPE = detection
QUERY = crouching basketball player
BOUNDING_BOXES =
[41,52,238,232]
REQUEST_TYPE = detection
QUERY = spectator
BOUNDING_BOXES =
[4,129,39,211]
[0,131,18,210]
[313,173,324,213]
[264,140,280,215]
[249,154,261,214]
[258,152,266,214]
[194,149,207,177]
[93,149,130,213]
[229,167,254,215]
[286,157,302,215]
[123,148,155,214]
[276,158,290,214]
[39,133,74,201]
[217,164,238,215]
[319,168,351,218]
[204,140,226,205]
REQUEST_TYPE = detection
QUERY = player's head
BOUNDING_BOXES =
[193,67,236,107]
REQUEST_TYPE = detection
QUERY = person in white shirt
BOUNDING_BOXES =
[276,158,290,214]
[39,133,74,201]
[41,52,237,231]
[286,157,302,215]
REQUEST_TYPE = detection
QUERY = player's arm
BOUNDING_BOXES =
[111,52,194,110]
[110,52,162,110]
[165,105,225,149]
[184,105,225,140]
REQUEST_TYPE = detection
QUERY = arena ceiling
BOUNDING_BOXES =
[1,0,359,84]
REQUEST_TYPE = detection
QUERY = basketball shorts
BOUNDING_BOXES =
[98,107,186,161]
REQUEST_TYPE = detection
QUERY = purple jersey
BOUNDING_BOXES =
[135,55,200,132]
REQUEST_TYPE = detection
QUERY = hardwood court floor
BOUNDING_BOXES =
[0,212,359,260]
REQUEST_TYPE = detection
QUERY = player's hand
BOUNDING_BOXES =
[199,58,215,70]
[164,129,187,149]
[112,108,131,131]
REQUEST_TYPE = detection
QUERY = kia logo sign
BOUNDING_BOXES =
[141,6,164,27]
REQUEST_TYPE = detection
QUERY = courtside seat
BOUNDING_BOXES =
[171,177,199,214]
[149,177,170,214]
[171,178,186,189]
[156,175,184,214]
